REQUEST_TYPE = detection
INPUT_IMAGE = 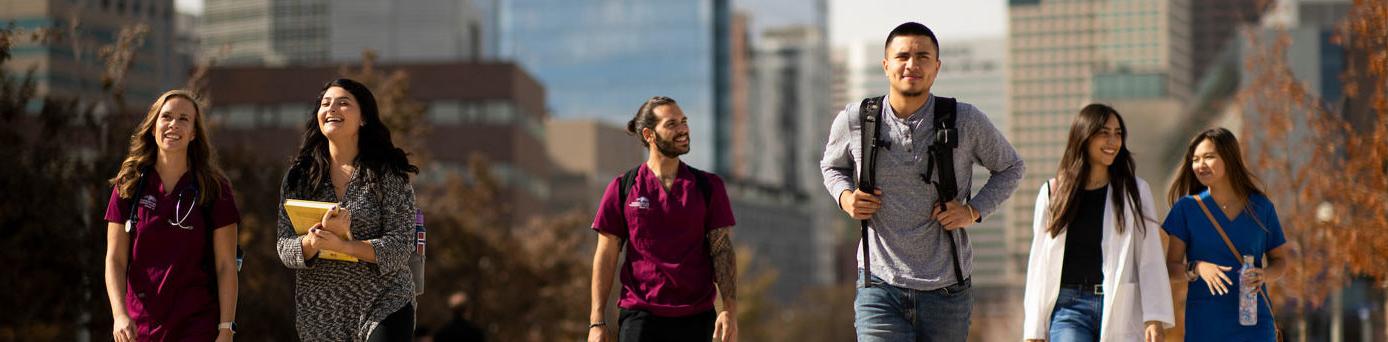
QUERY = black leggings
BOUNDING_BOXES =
[368,303,415,342]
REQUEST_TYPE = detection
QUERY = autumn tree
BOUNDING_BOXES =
[0,20,153,340]
[1240,0,1387,340]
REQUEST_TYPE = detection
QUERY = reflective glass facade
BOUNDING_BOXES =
[501,0,730,169]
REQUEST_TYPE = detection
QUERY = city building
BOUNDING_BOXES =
[499,0,731,171]
[1008,0,1194,287]
[205,61,549,222]
[737,24,837,299]
[544,118,644,214]
[199,0,487,66]
[2,0,181,106]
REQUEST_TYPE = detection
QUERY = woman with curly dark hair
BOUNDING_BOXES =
[276,78,419,341]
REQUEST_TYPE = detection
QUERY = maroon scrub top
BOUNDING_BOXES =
[104,169,239,341]
[592,162,736,317]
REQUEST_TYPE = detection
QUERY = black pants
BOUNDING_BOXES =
[618,308,715,342]
[368,303,415,342]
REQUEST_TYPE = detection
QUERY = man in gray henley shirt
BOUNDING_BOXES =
[820,22,1023,341]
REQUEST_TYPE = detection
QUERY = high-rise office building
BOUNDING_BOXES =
[1008,0,1193,279]
[746,25,831,194]
[932,37,1012,287]
[736,24,837,298]
[1190,0,1268,83]
[199,0,487,66]
[499,0,731,171]
[2,0,180,105]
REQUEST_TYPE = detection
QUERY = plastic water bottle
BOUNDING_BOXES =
[1239,255,1258,326]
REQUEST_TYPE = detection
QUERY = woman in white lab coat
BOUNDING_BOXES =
[1022,104,1174,342]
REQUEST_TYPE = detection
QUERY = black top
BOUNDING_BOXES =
[1060,185,1108,286]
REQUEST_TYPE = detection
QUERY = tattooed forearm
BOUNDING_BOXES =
[708,227,736,306]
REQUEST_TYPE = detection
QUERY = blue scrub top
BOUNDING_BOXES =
[1163,190,1286,341]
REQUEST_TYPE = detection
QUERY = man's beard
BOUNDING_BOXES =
[654,130,689,158]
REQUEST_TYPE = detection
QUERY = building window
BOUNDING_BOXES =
[429,100,461,125]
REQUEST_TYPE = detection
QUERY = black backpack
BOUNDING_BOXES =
[856,96,965,287]
[123,169,244,298]
[614,164,714,249]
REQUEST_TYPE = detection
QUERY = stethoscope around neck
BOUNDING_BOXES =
[123,172,200,232]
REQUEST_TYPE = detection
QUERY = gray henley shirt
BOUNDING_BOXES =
[820,93,1024,291]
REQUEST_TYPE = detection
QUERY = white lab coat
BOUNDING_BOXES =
[1022,177,1175,340]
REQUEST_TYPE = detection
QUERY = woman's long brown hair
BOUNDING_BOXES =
[1046,104,1148,237]
[109,90,226,205]
[1166,127,1265,206]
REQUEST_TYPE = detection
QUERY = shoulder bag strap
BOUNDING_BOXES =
[1192,196,1279,319]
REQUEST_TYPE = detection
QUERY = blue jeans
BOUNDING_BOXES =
[855,271,973,342]
[1049,286,1104,342]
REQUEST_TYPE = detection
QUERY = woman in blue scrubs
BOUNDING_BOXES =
[1162,127,1291,341]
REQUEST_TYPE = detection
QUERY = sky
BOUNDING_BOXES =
[828,0,1007,47]
[175,0,1009,48]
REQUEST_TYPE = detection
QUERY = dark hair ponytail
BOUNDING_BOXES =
[627,96,677,147]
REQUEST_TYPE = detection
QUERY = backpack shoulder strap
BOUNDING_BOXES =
[124,169,149,232]
[934,96,959,133]
[198,183,220,295]
[616,165,642,252]
[124,170,148,274]
[199,180,243,276]
[1192,195,1244,259]
[1191,195,1280,318]
[927,96,961,202]
[859,96,885,129]
[685,165,714,208]
[927,96,967,285]
[858,96,886,190]
[619,165,641,208]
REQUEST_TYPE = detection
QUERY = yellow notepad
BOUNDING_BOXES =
[283,199,358,262]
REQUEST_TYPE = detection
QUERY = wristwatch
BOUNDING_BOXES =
[218,322,237,334]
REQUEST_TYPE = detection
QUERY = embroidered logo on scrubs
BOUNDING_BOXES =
[140,195,157,210]
[628,196,651,210]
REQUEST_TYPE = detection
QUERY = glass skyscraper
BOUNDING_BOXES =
[500,0,731,170]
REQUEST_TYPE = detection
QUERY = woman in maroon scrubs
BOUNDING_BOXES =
[103,90,241,342]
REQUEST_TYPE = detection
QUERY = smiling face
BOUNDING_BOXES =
[644,103,690,158]
[1086,115,1124,168]
[882,35,941,98]
[318,86,361,141]
[154,96,198,154]
[1191,138,1227,187]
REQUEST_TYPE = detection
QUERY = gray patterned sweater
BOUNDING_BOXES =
[276,168,416,341]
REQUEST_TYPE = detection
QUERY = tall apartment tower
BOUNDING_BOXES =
[1007,0,1193,276]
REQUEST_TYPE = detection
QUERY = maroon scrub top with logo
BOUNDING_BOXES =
[592,162,736,317]
[104,169,239,341]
